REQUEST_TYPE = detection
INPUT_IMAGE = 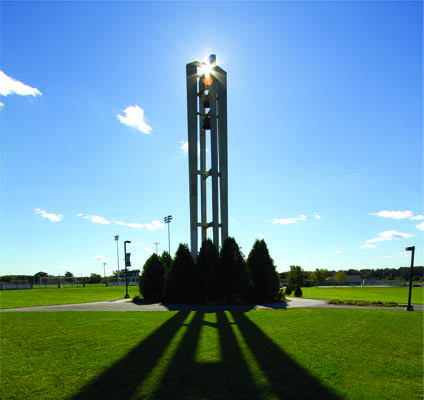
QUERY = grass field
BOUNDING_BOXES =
[1,286,423,310]
[288,286,424,304]
[0,286,140,309]
[1,309,422,399]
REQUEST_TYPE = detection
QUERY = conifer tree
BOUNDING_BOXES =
[246,239,280,302]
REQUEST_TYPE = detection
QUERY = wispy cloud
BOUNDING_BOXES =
[35,208,63,222]
[349,172,359,177]
[370,210,423,221]
[416,221,424,231]
[78,212,163,230]
[117,105,151,134]
[78,213,110,224]
[59,265,72,270]
[366,230,413,244]
[360,243,376,249]
[314,212,325,220]
[144,247,156,254]
[256,233,264,239]
[0,70,42,98]
[335,250,341,254]
[113,219,164,230]
[272,214,307,225]
[91,256,107,262]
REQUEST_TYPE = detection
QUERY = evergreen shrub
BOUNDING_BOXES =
[163,244,195,304]
[220,237,254,304]
[294,285,303,297]
[139,253,165,302]
[246,239,280,302]
[197,239,221,303]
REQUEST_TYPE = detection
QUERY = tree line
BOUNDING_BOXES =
[138,237,282,304]
[280,265,424,287]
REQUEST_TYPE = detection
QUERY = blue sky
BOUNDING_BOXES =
[1,1,422,277]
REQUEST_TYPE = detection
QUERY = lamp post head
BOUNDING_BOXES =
[114,235,119,241]
[406,246,415,252]
[124,240,131,244]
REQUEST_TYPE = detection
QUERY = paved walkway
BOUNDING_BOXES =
[1,298,422,312]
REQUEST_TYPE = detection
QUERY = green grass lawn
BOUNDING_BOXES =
[0,286,140,309]
[1,309,423,400]
[290,286,424,304]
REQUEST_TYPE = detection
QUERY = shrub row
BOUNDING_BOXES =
[139,237,282,305]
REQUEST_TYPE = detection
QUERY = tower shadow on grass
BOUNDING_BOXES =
[70,311,341,400]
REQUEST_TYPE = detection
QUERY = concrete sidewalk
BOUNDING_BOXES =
[1,297,421,312]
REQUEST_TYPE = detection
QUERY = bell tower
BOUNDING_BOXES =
[186,55,228,257]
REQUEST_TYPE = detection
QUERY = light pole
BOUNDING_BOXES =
[154,242,160,254]
[405,246,415,311]
[103,262,107,286]
[114,235,120,284]
[164,215,172,254]
[124,240,131,299]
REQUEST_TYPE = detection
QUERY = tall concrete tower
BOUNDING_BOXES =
[186,55,228,258]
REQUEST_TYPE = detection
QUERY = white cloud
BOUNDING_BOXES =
[117,105,152,134]
[370,210,424,221]
[314,212,325,220]
[366,230,414,243]
[398,252,409,257]
[360,243,376,249]
[416,221,424,231]
[272,214,307,225]
[0,102,4,108]
[78,214,110,224]
[113,219,164,230]
[370,210,413,220]
[91,256,107,262]
[335,250,341,254]
[34,208,63,222]
[0,70,42,97]
[59,265,72,270]
[144,220,164,230]
[349,172,359,177]
[256,233,264,239]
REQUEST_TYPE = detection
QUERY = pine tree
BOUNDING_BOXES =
[197,239,220,304]
[139,253,165,302]
[246,239,280,302]
[220,237,254,304]
[163,244,195,304]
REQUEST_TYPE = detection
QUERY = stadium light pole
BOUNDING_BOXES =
[405,246,415,311]
[124,240,131,299]
[115,235,120,284]
[164,215,172,254]
[154,242,160,254]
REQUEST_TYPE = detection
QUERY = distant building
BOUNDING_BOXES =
[327,275,362,285]
[126,269,140,285]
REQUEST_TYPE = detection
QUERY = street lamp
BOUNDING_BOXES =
[164,215,172,254]
[114,235,120,284]
[124,240,131,299]
[103,262,106,283]
[405,246,415,311]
